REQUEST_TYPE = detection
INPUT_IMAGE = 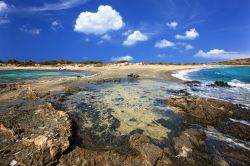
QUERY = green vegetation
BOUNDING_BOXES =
[0,59,104,66]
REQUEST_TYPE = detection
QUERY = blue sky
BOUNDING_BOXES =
[0,0,250,63]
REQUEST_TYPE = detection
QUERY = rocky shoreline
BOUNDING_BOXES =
[0,73,250,165]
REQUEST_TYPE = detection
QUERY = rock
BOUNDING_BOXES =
[172,128,211,166]
[128,73,140,79]
[167,89,190,96]
[219,121,250,141]
[0,83,23,94]
[164,96,250,126]
[18,86,39,100]
[0,103,72,165]
[223,145,250,165]
[129,134,164,165]
[164,95,250,147]
[8,83,22,90]
[208,81,231,88]
[60,134,172,166]
[184,81,202,86]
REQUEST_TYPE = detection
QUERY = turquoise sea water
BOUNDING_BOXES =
[173,66,250,107]
[187,66,250,83]
[0,70,92,83]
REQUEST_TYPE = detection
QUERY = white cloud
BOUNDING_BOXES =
[26,0,88,12]
[122,29,132,36]
[0,1,8,13]
[185,44,194,50]
[175,28,199,40]
[85,38,89,42]
[155,39,175,48]
[101,34,111,41]
[19,25,41,35]
[0,15,9,24]
[111,56,134,61]
[166,21,178,29]
[74,5,124,35]
[156,54,173,59]
[194,49,250,59]
[123,30,148,46]
[176,42,194,50]
[156,54,166,58]
[51,20,63,31]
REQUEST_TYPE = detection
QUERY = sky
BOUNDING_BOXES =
[0,0,250,63]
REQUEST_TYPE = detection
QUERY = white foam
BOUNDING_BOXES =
[172,68,203,81]
[230,118,250,126]
[205,128,250,151]
[228,79,250,90]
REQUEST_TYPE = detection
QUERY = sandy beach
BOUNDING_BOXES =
[0,63,213,102]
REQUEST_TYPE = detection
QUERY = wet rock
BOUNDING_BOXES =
[184,81,202,86]
[167,89,190,96]
[0,103,72,165]
[128,73,140,79]
[164,95,250,148]
[219,122,250,141]
[208,81,231,88]
[172,128,211,166]
[164,96,250,126]
[223,145,250,165]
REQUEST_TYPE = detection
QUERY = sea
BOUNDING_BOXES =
[172,66,250,107]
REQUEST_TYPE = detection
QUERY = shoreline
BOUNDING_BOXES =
[0,63,250,165]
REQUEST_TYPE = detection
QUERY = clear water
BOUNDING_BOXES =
[63,79,186,143]
[173,66,250,107]
[0,70,92,83]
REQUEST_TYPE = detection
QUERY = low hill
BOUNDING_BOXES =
[214,58,250,65]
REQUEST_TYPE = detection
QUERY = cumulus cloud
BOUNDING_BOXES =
[166,21,178,29]
[51,20,63,31]
[123,30,148,46]
[194,49,250,59]
[74,5,124,35]
[175,28,199,40]
[156,54,172,58]
[155,39,175,48]
[0,1,8,13]
[111,56,134,61]
[19,25,41,35]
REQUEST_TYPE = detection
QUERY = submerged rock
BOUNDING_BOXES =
[0,103,72,165]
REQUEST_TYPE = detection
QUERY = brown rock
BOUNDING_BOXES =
[164,96,250,126]
[0,103,72,165]
[60,134,172,166]
[18,86,39,100]
[172,128,211,166]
